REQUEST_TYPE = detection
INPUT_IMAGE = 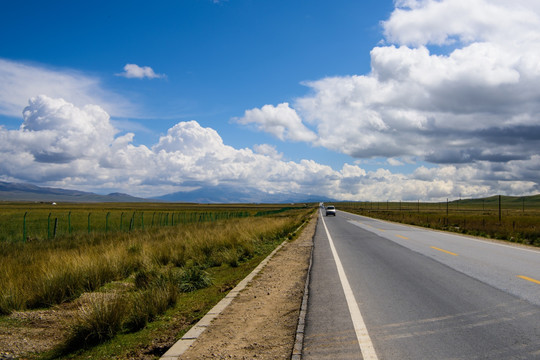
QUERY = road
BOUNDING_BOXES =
[303,210,540,359]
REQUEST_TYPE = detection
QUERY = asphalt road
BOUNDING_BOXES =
[303,209,540,359]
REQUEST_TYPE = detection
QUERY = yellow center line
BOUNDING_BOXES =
[395,234,409,240]
[517,275,540,285]
[431,246,458,256]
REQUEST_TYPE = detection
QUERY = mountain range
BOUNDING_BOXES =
[0,181,148,203]
[0,181,334,204]
[155,184,335,204]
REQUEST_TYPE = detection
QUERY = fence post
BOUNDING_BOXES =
[141,212,144,230]
[129,213,134,231]
[23,212,27,242]
[88,213,91,234]
[106,212,110,232]
[68,211,72,234]
[120,212,124,231]
[53,218,58,238]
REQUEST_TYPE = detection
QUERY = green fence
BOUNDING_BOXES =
[1,210,251,242]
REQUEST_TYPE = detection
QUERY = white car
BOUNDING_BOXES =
[325,205,336,216]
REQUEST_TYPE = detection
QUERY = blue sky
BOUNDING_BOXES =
[1,0,540,201]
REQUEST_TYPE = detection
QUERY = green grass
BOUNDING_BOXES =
[0,202,292,242]
[338,195,540,246]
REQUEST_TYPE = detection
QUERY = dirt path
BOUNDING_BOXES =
[180,214,316,359]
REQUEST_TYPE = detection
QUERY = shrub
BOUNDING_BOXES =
[60,293,128,353]
[179,266,212,293]
[133,268,158,289]
[123,285,177,332]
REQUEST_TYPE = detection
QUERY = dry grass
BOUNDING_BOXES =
[0,211,306,316]
[338,200,540,246]
[0,205,313,356]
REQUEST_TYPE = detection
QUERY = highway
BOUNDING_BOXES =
[302,210,540,359]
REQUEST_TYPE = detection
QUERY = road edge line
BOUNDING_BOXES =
[321,213,379,360]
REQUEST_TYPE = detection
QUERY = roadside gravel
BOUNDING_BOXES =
[179,213,316,359]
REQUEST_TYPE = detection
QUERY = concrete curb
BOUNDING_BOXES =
[291,212,318,360]
[160,217,311,360]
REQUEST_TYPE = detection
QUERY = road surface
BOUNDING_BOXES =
[303,210,540,359]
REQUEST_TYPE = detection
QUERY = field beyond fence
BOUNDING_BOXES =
[337,195,540,247]
[0,202,304,243]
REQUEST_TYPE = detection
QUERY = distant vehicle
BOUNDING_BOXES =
[325,205,336,216]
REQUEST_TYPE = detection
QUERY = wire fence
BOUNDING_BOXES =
[337,196,540,246]
[1,210,251,242]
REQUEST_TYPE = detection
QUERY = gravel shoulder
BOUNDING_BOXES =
[180,213,317,359]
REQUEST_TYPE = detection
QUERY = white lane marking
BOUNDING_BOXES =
[321,214,379,360]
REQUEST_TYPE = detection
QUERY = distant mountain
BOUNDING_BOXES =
[0,181,148,203]
[0,181,335,204]
[154,184,336,204]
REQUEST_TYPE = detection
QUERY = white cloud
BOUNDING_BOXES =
[384,0,540,48]
[233,0,540,197]
[253,144,283,160]
[1,96,536,200]
[117,64,165,79]
[235,102,317,142]
[0,58,134,118]
[387,158,405,166]
[18,95,117,163]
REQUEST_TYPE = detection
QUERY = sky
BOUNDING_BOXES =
[1,0,540,201]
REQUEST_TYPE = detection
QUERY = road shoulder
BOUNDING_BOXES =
[177,213,317,359]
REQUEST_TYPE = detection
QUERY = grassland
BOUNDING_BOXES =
[0,202,295,242]
[0,202,315,358]
[337,194,540,246]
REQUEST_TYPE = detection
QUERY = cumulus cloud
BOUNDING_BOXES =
[1,96,537,200]
[0,96,334,197]
[117,64,165,79]
[19,95,116,163]
[235,103,317,142]
[384,0,540,48]
[234,0,540,197]
[253,144,283,160]
[0,58,134,118]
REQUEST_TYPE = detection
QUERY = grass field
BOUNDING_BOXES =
[0,202,300,242]
[336,194,540,246]
[0,202,315,358]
